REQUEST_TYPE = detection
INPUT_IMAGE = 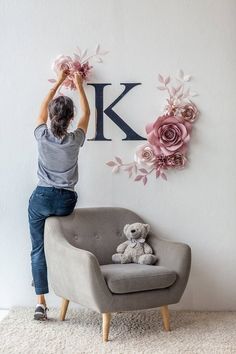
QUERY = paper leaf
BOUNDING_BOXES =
[94,57,103,63]
[95,44,100,54]
[139,168,148,174]
[164,76,170,85]
[175,84,182,93]
[143,176,148,185]
[81,49,88,60]
[112,165,120,173]
[48,79,57,83]
[158,74,164,83]
[161,172,167,181]
[134,175,143,181]
[124,166,132,171]
[156,170,160,178]
[178,69,184,79]
[73,53,81,61]
[115,156,122,164]
[99,50,109,55]
[106,161,116,167]
[76,46,82,55]
[190,91,198,97]
[184,74,191,82]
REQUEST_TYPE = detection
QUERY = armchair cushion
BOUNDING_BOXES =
[101,264,177,294]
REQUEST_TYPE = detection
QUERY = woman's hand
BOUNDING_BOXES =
[73,72,84,87]
[57,68,70,84]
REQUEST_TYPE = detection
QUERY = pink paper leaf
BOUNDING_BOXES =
[73,53,81,61]
[115,156,122,164]
[124,166,132,171]
[164,76,170,85]
[161,172,167,181]
[139,168,148,174]
[112,165,120,173]
[134,175,143,181]
[143,176,148,185]
[156,170,160,178]
[106,161,116,167]
[158,74,164,83]
[48,79,57,83]
[175,84,182,93]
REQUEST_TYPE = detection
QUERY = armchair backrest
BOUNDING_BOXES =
[55,207,145,265]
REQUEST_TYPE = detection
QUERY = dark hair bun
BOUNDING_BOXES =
[48,96,74,138]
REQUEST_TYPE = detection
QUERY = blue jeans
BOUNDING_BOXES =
[28,186,78,295]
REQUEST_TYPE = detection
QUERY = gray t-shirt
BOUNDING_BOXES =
[34,123,86,191]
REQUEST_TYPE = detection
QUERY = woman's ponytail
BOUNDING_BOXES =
[48,95,75,138]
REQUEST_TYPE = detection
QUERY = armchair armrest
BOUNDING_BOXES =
[44,217,113,313]
[149,233,191,302]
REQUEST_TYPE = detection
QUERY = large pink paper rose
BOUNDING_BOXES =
[52,54,74,73]
[145,115,192,156]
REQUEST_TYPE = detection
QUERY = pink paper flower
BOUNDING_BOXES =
[166,153,187,168]
[50,54,93,90]
[49,45,108,91]
[134,143,157,169]
[179,101,198,123]
[51,54,74,73]
[146,114,192,156]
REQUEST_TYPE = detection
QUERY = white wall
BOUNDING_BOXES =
[0,0,235,310]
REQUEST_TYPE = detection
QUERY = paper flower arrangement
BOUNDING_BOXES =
[106,70,199,185]
[48,44,108,91]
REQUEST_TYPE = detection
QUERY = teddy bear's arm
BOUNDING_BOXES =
[144,243,153,254]
[116,241,129,253]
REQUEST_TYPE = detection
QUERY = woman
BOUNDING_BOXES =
[28,69,90,320]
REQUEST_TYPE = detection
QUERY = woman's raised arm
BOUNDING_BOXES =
[36,69,69,127]
[73,73,90,134]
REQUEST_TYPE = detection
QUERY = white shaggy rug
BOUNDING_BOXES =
[0,307,236,354]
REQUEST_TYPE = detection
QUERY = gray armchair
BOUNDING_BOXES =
[44,207,191,341]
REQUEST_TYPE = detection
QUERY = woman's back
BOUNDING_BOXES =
[35,123,85,191]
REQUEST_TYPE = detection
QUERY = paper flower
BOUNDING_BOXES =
[134,143,157,170]
[146,114,191,156]
[48,44,108,91]
[106,69,200,185]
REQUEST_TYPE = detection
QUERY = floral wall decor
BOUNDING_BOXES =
[48,44,109,92]
[106,70,199,185]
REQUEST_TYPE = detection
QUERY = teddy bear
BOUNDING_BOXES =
[112,223,157,265]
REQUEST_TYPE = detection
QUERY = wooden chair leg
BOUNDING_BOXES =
[160,305,170,331]
[60,298,70,321]
[102,313,111,342]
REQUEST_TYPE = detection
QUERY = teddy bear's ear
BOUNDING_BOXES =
[145,224,151,234]
[123,224,130,234]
